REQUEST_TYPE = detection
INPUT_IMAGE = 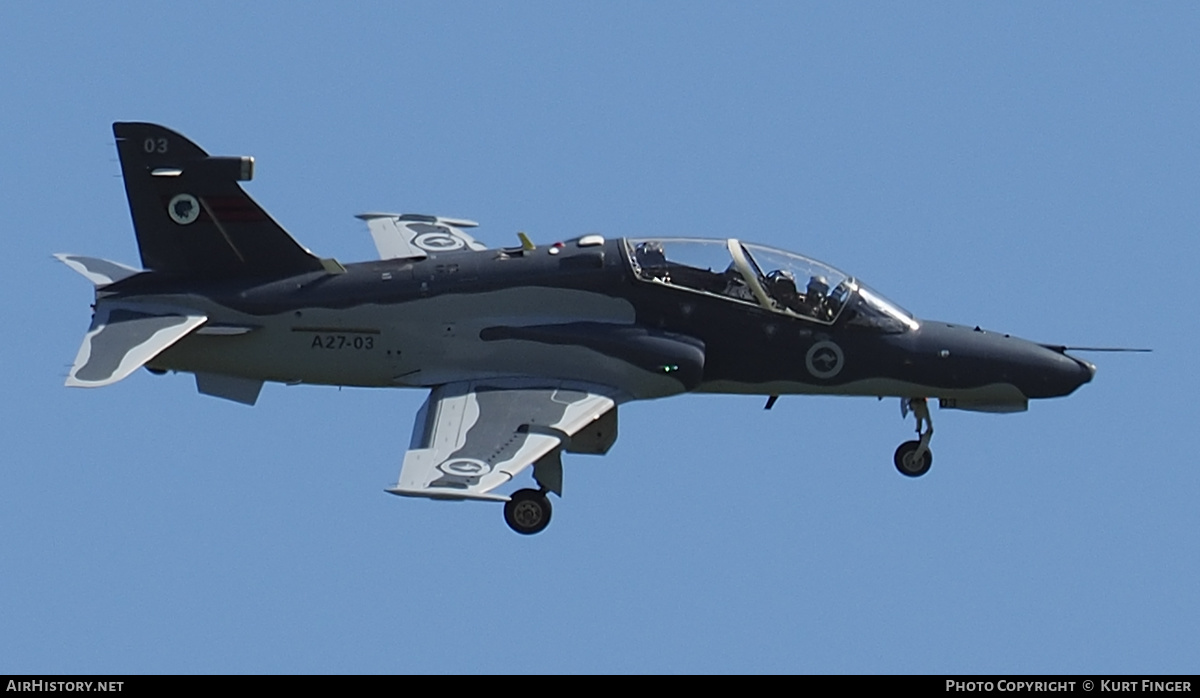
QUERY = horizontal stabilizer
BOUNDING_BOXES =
[356,212,486,260]
[66,302,206,388]
[55,254,140,286]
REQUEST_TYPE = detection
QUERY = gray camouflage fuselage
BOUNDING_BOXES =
[96,238,1093,407]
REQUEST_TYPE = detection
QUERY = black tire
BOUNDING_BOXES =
[503,489,552,535]
[894,440,933,477]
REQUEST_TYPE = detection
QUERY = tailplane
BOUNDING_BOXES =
[113,122,326,279]
[65,301,206,388]
[54,254,139,287]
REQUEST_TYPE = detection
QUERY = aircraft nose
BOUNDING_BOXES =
[910,323,1096,400]
[1065,354,1096,392]
[1021,345,1095,398]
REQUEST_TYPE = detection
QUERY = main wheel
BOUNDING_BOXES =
[894,440,933,477]
[504,489,552,535]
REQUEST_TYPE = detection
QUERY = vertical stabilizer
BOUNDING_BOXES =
[113,122,325,280]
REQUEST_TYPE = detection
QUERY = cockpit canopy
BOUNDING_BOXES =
[625,237,918,332]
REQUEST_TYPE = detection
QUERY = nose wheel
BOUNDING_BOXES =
[504,488,553,535]
[895,398,933,477]
[895,440,933,476]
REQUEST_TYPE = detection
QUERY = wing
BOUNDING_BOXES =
[355,212,486,260]
[66,301,206,387]
[388,380,621,501]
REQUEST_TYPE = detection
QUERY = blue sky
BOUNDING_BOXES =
[1,2,1196,673]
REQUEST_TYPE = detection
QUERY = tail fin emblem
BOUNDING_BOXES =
[168,194,200,225]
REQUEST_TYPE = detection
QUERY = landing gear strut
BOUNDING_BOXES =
[504,488,553,535]
[895,398,933,477]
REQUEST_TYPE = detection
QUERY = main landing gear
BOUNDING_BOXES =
[504,488,553,535]
[895,397,933,477]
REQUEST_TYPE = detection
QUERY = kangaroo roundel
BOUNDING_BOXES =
[414,231,464,251]
[805,340,844,379]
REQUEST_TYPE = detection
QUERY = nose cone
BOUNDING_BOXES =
[1030,349,1095,398]
[911,323,1095,400]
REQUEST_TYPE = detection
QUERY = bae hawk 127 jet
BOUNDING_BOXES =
[61,123,1106,534]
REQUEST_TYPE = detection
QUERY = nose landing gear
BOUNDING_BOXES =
[895,398,933,477]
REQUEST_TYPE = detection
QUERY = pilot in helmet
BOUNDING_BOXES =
[635,241,668,279]
[804,275,829,317]
[766,269,803,312]
[806,275,829,297]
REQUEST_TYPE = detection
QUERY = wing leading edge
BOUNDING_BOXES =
[389,380,621,502]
